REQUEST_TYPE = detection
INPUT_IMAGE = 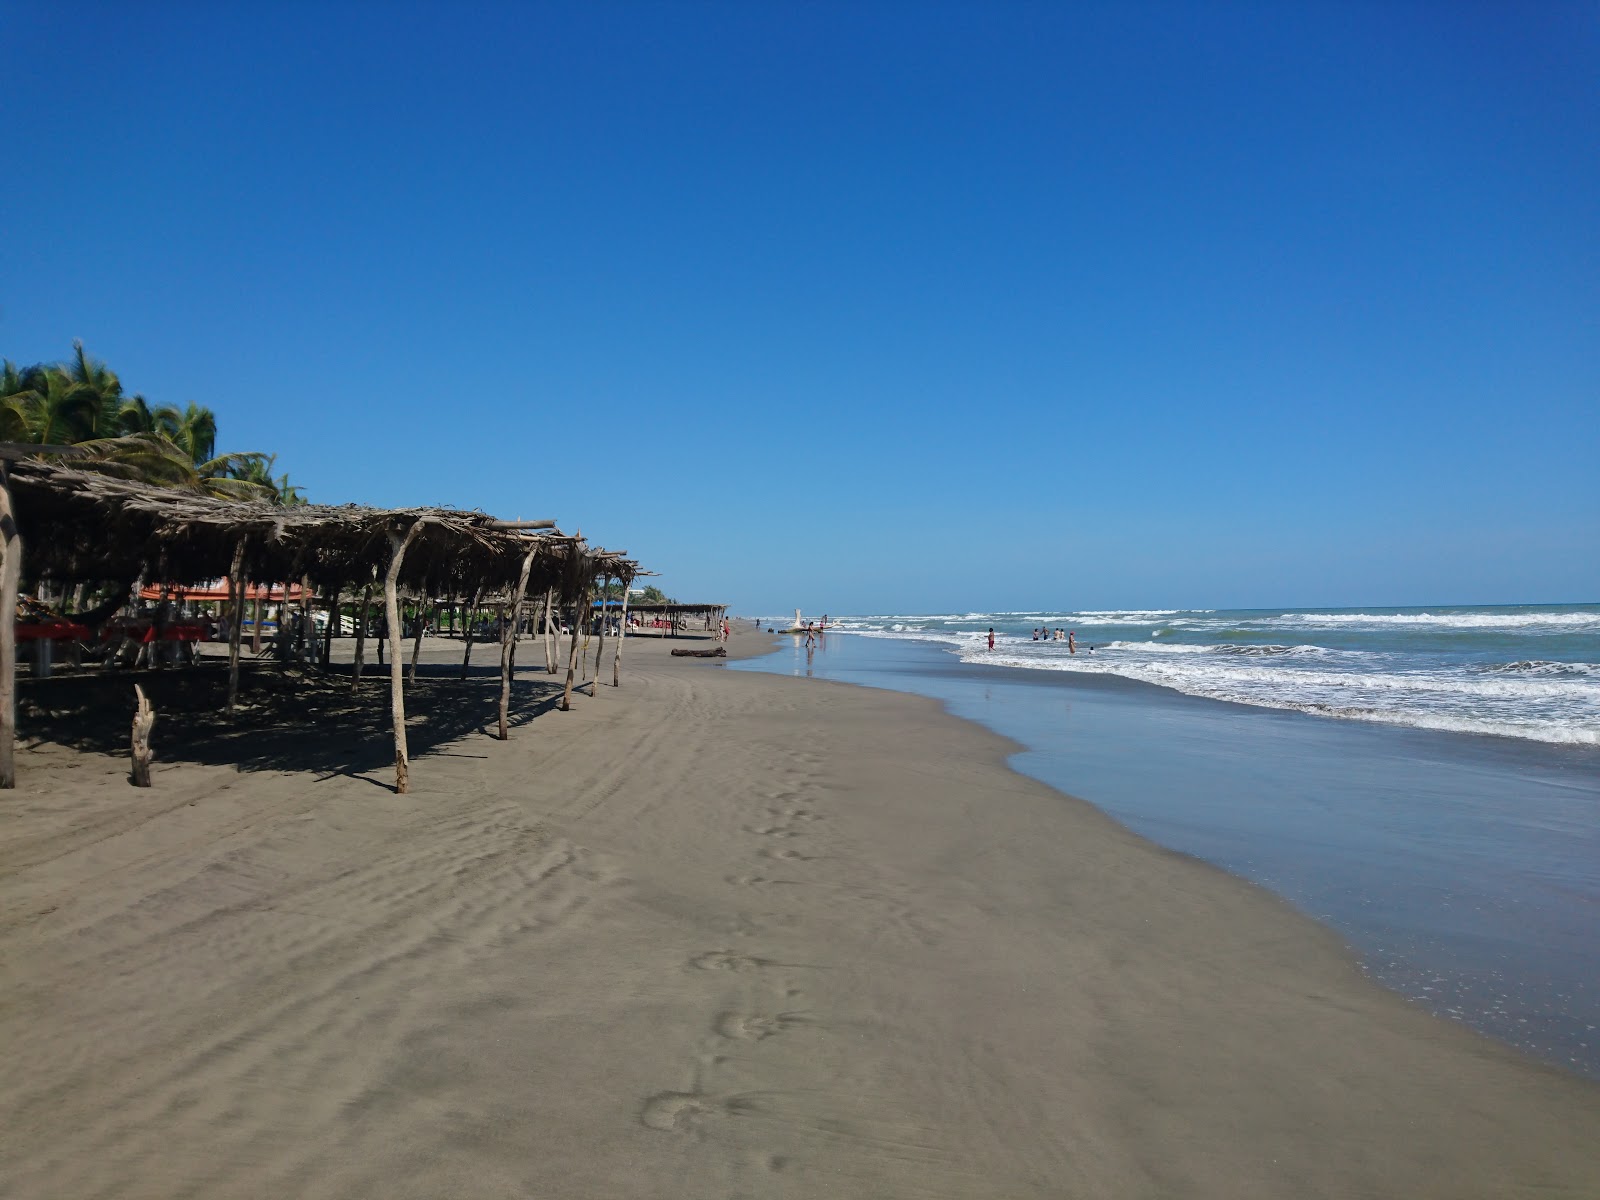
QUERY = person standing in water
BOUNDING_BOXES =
[1068,630,1076,655]
[988,627,996,651]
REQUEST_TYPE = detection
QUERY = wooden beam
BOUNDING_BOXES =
[0,462,21,788]
[299,574,313,664]
[352,582,372,690]
[498,546,538,739]
[613,582,630,687]
[320,582,339,668]
[408,591,427,685]
[591,574,609,694]
[385,521,429,794]
[560,583,589,711]
[487,519,558,530]
[226,536,247,713]
[460,585,482,680]
[543,586,556,673]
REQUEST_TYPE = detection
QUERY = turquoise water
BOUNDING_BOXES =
[733,629,1600,1079]
[819,604,1600,746]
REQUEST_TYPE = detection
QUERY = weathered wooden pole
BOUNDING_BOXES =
[130,684,156,786]
[542,586,556,672]
[225,536,247,713]
[613,583,630,688]
[460,586,483,679]
[408,593,427,685]
[320,584,340,668]
[250,591,264,654]
[0,462,22,788]
[560,583,590,711]
[588,574,608,694]
[352,582,373,690]
[299,574,314,663]
[498,546,538,739]
[385,521,428,794]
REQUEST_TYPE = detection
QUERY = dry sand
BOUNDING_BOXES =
[1,628,1597,1198]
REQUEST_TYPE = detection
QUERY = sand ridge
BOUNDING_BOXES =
[0,628,1597,1198]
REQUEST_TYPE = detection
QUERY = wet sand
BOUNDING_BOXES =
[1,629,1596,1197]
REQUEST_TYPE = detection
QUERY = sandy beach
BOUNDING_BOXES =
[2,629,1597,1199]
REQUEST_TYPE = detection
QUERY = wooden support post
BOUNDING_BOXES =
[560,584,589,711]
[299,574,313,663]
[130,684,155,787]
[0,462,21,788]
[352,582,372,689]
[543,586,556,673]
[460,586,482,679]
[250,592,264,654]
[321,584,339,667]
[590,574,610,694]
[408,595,426,684]
[226,536,246,713]
[613,584,630,687]
[385,522,428,794]
[498,547,538,739]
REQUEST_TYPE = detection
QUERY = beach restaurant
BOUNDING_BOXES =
[0,447,637,793]
[596,600,729,637]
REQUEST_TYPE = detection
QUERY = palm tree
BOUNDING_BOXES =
[5,345,290,503]
[231,452,306,506]
[73,433,274,501]
[65,340,126,437]
[166,403,217,464]
[0,365,101,445]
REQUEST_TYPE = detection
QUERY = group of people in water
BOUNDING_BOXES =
[985,626,1082,654]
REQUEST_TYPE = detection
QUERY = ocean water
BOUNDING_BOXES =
[820,604,1600,746]
[733,626,1600,1078]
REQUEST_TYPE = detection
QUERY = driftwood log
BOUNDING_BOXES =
[670,646,726,658]
[130,684,156,786]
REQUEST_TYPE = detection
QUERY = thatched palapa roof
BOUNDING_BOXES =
[10,458,635,598]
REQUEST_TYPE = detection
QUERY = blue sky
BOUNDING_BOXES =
[4,1,1596,613]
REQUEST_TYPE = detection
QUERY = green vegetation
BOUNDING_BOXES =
[0,341,301,504]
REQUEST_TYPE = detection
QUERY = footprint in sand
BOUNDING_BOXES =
[757,847,819,862]
[640,1091,718,1132]
[715,1011,811,1041]
[640,1090,766,1132]
[725,874,804,888]
[690,950,773,972]
[742,824,800,838]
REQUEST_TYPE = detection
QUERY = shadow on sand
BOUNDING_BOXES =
[18,659,573,785]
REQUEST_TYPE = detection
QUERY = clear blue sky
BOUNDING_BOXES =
[5,1,1596,613]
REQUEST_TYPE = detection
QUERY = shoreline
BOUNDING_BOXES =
[739,630,1600,1079]
[1,629,1596,1196]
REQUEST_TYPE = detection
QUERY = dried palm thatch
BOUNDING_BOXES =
[0,457,641,793]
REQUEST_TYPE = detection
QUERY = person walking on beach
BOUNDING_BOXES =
[988,627,996,651]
